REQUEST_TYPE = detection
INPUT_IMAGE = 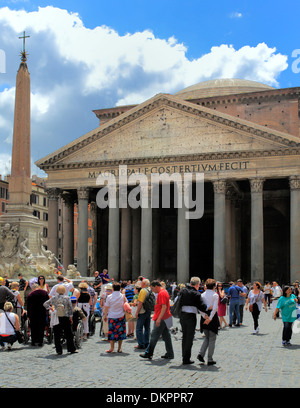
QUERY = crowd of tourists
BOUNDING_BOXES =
[0,271,299,366]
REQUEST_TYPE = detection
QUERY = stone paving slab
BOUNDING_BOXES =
[1,307,300,389]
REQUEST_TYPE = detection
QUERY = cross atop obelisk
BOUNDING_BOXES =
[19,31,30,62]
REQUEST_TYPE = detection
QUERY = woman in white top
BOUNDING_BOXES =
[263,281,272,308]
[245,282,267,334]
[0,302,20,350]
[103,282,126,353]
[100,284,113,341]
[77,282,92,341]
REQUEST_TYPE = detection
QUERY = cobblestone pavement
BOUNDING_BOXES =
[1,307,300,389]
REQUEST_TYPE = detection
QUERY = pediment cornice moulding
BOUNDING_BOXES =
[37,95,300,169]
[40,147,300,172]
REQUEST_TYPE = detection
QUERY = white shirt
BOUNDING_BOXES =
[0,312,16,335]
[106,291,125,319]
[49,281,73,298]
[272,286,282,298]
[199,289,219,321]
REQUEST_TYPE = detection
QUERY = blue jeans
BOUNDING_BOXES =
[136,311,151,348]
[145,319,174,358]
[229,299,240,325]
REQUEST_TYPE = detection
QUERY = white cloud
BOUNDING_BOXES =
[0,6,289,173]
[230,12,243,18]
[0,153,11,176]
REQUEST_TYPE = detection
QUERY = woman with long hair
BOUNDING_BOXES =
[245,281,267,334]
[37,275,50,294]
[216,282,228,329]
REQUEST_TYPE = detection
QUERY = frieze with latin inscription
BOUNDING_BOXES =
[88,161,250,178]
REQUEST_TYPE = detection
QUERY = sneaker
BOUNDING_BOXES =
[252,329,258,335]
[282,341,287,346]
[286,341,292,346]
[7,344,12,351]
[207,360,216,366]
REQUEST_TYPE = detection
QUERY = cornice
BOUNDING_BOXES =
[39,146,300,172]
[186,87,300,107]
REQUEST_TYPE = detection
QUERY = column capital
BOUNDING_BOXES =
[289,176,300,191]
[250,178,265,193]
[46,187,61,200]
[77,187,90,200]
[60,192,75,207]
[213,179,227,194]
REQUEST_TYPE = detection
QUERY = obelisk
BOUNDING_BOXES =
[0,33,50,277]
[7,32,32,215]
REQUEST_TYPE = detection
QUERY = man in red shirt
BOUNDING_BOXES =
[140,280,174,360]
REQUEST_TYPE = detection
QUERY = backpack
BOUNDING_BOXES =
[143,288,156,313]
[56,299,66,317]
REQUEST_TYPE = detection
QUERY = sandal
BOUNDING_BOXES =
[106,349,115,353]
[117,349,123,353]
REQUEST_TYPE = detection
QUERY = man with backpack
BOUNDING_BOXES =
[140,280,174,360]
[135,278,155,350]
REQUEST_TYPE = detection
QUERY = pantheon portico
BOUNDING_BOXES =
[36,79,300,285]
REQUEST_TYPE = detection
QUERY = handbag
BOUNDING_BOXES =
[124,302,133,321]
[4,311,25,344]
[170,292,182,318]
[125,311,133,321]
[249,292,260,312]
[220,295,229,304]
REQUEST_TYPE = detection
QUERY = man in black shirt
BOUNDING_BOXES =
[92,271,102,295]
[178,277,209,365]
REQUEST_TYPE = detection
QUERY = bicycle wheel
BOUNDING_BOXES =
[23,320,30,344]
[75,321,84,349]
[89,314,96,336]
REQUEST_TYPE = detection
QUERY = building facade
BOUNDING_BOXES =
[36,79,300,285]
[0,175,9,215]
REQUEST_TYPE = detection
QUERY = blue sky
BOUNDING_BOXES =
[0,0,299,176]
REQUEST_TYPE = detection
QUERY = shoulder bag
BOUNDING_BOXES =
[170,292,182,318]
[4,311,24,344]
[249,291,260,313]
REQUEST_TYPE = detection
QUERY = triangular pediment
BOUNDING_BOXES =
[36,93,300,170]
